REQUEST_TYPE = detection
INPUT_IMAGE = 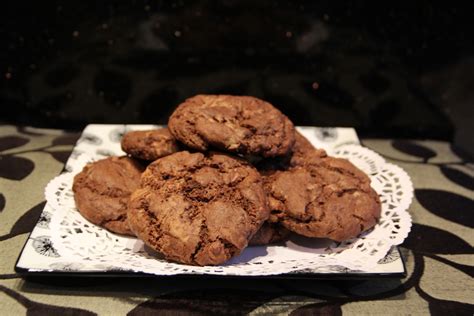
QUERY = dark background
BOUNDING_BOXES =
[1,1,473,156]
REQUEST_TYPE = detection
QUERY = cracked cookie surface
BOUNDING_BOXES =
[168,95,295,158]
[73,156,145,235]
[121,128,180,161]
[258,132,381,242]
[127,151,269,266]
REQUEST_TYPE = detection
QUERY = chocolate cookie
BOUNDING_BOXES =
[127,151,269,266]
[264,153,381,242]
[168,95,295,158]
[289,131,327,167]
[249,222,290,246]
[257,130,327,172]
[73,156,145,235]
[121,128,180,161]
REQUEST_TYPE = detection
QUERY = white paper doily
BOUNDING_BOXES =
[47,143,413,276]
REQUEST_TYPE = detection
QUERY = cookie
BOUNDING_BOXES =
[127,151,269,266]
[121,128,180,161]
[168,95,295,158]
[264,153,381,242]
[257,130,327,172]
[289,131,327,167]
[73,156,145,235]
[249,222,290,246]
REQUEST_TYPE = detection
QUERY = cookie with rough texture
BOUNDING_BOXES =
[264,152,381,242]
[128,151,269,266]
[73,156,145,235]
[121,128,180,161]
[249,222,290,246]
[168,95,295,157]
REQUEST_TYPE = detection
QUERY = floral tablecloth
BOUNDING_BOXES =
[0,124,472,315]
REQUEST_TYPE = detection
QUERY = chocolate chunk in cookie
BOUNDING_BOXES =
[263,152,381,242]
[168,95,295,158]
[127,151,269,266]
[121,128,180,161]
[73,156,145,235]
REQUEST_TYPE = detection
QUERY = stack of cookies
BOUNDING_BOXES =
[73,95,381,266]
